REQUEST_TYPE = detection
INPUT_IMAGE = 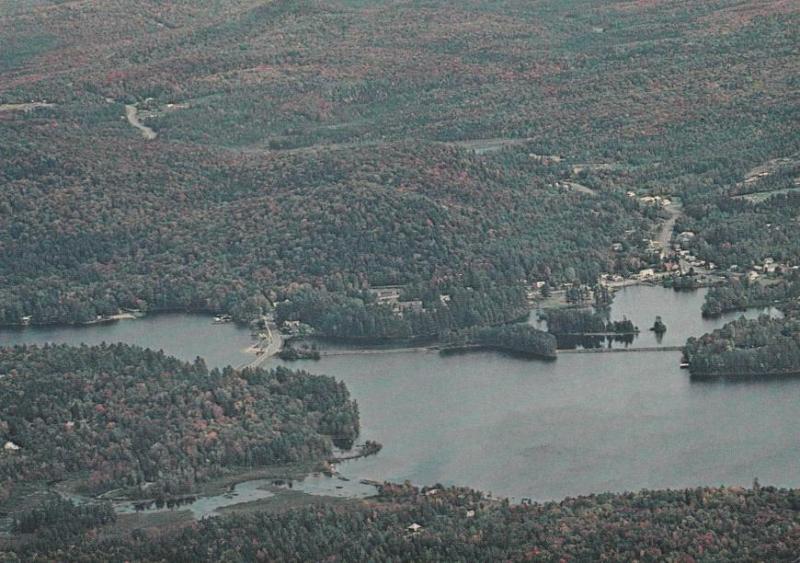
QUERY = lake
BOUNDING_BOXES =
[1,286,797,503]
[0,313,255,368]
[531,284,782,349]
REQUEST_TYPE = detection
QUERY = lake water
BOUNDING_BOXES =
[531,284,782,349]
[0,313,255,368]
[1,287,797,503]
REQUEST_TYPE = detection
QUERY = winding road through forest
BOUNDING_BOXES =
[125,104,157,140]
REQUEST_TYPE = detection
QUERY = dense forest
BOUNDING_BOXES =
[5,482,800,561]
[702,275,800,317]
[683,317,800,379]
[275,284,529,341]
[2,0,798,327]
[0,344,359,499]
[677,166,800,271]
[440,324,557,359]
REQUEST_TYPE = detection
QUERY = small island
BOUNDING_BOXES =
[650,316,667,334]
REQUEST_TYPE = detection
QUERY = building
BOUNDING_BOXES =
[407,523,423,533]
[3,441,20,451]
[369,287,401,305]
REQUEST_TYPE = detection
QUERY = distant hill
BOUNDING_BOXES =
[1,0,797,325]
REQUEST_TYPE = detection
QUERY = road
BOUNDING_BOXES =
[656,202,681,250]
[238,323,284,370]
[125,104,157,140]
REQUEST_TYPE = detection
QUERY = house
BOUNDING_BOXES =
[439,294,452,305]
[638,268,656,280]
[747,271,760,282]
[466,509,476,518]
[369,287,401,305]
[281,320,301,334]
[3,441,20,451]
[611,242,624,252]
[407,523,423,533]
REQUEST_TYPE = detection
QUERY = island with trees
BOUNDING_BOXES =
[683,317,800,379]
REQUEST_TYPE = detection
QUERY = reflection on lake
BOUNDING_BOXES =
[2,286,798,503]
[532,285,782,350]
[115,479,274,519]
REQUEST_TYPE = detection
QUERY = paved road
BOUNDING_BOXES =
[238,323,283,370]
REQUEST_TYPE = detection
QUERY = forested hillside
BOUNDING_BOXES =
[6,482,800,561]
[0,344,358,498]
[2,0,798,327]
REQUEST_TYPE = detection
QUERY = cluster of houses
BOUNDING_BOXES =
[368,287,431,316]
[738,257,797,282]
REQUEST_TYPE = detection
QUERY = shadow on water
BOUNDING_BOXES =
[555,333,636,350]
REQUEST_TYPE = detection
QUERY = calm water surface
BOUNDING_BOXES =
[2,287,797,501]
[0,313,254,368]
